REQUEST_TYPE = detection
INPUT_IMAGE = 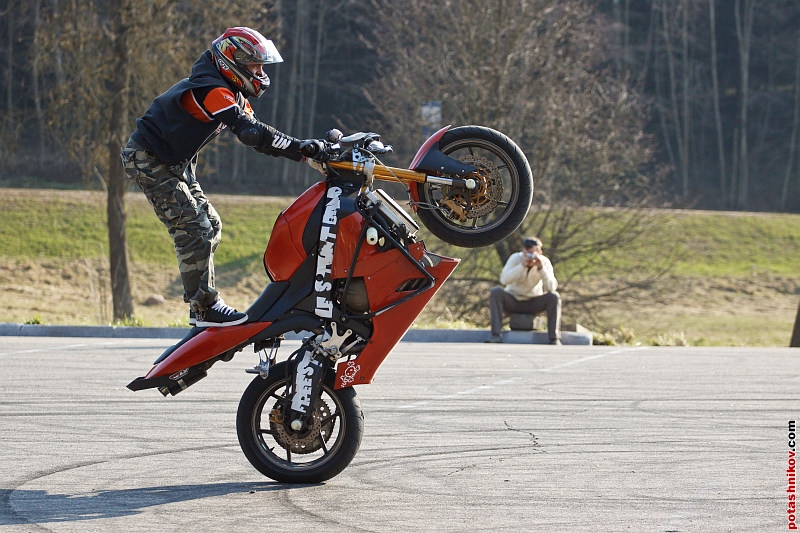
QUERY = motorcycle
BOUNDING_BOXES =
[127,125,533,483]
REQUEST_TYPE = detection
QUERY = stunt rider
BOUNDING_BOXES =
[122,27,324,327]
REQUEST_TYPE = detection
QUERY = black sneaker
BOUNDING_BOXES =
[195,299,248,328]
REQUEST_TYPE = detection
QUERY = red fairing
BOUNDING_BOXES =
[407,125,451,209]
[334,245,459,389]
[264,182,326,280]
[330,211,366,278]
[145,322,272,379]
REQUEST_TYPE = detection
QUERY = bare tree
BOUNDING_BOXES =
[31,0,46,163]
[3,0,15,147]
[708,0,726,202]
[37,0,278,322]
[106,0,133,321]
[782,32,800,212]
[734,0,755,209]
[364,0,663,325]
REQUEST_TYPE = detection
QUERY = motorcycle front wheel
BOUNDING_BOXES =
[236,361,364,483]
[413,126,533,248]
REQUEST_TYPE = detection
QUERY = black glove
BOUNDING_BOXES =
[299,139,330,162]
[231,114,302,161]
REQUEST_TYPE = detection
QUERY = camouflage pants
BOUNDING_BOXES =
[121,138,221,311]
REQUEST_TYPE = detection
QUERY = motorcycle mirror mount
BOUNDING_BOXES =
[326,129,343,143]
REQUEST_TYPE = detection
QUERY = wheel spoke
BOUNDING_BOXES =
[319,410,340,427]
[319,434,329,454]
[269,391,285,402]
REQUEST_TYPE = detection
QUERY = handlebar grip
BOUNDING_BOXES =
[299,139,330,162]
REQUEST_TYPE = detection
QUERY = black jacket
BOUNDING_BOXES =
[131,51,235,167]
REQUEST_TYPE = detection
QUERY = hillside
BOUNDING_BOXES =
[1,188,798,346]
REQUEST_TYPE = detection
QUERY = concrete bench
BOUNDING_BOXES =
[504,313,594,345]
[509,312,545,331]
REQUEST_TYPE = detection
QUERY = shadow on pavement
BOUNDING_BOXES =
[0,481,313,524]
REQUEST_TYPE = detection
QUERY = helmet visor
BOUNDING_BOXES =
[233,37,283,66]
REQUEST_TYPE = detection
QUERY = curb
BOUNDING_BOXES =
[0,323,593,345]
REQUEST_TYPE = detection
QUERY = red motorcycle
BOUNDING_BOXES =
[128,125,533,483]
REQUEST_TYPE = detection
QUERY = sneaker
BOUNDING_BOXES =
[194,299,248,328]
[549,338,562,346]
[485,334,503,344]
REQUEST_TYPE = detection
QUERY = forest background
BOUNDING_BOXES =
[0,0,799,344]
[3,0,800,211]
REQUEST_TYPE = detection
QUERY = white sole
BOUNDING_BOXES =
[194,314,248,328]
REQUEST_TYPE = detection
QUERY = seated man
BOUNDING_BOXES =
[487,237,562,344]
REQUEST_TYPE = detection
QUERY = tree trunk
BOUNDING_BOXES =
[781,33,800,212]
[662,2,688,196]
[280,0,304,186]
[32,0,46,162]
[680,0,690,198]
[791,299,800,347]
[734,0,754,209]
[708,0,726,203]
[107,0,133,322]
[5,0,14,143]
[306,0,327,139]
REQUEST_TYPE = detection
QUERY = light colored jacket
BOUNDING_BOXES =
[499,252,558,300]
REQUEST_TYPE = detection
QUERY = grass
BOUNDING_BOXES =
[0,188,798,346]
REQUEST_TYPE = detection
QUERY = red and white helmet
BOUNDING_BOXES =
[211,27,283,98]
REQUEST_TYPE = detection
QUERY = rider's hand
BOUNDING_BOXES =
[299,139,330,162]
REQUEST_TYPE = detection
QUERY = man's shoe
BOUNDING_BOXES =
[485,334,503,344]
[195,299,248,328]
[549,338,562,345]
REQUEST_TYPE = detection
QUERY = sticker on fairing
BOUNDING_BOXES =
[291,350,321,413]
[314,186,341,318]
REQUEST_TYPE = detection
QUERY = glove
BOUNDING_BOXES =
[299,139,330,162]
[231,114,302,161]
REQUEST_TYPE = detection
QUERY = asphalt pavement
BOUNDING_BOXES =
[0,336,797,532]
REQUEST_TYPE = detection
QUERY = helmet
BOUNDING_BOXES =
[211,27,283,98]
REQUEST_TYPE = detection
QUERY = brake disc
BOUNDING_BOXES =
[439,155,502,219]
[269,399,334,455]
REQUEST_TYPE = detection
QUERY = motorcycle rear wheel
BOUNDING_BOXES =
[236,361,364,483]
[414,126,533,248]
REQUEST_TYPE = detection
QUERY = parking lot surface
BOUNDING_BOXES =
[0,337,796,532]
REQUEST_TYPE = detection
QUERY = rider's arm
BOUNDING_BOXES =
[190,86,303,161]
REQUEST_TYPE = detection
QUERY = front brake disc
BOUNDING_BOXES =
[270,399,334,454]
[439,155,502,219]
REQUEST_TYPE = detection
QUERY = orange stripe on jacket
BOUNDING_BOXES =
[180,90,213,122]
[180,87,254,122]
[202,87,240,116]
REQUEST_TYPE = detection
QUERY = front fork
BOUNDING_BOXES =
[284,325,356,431]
